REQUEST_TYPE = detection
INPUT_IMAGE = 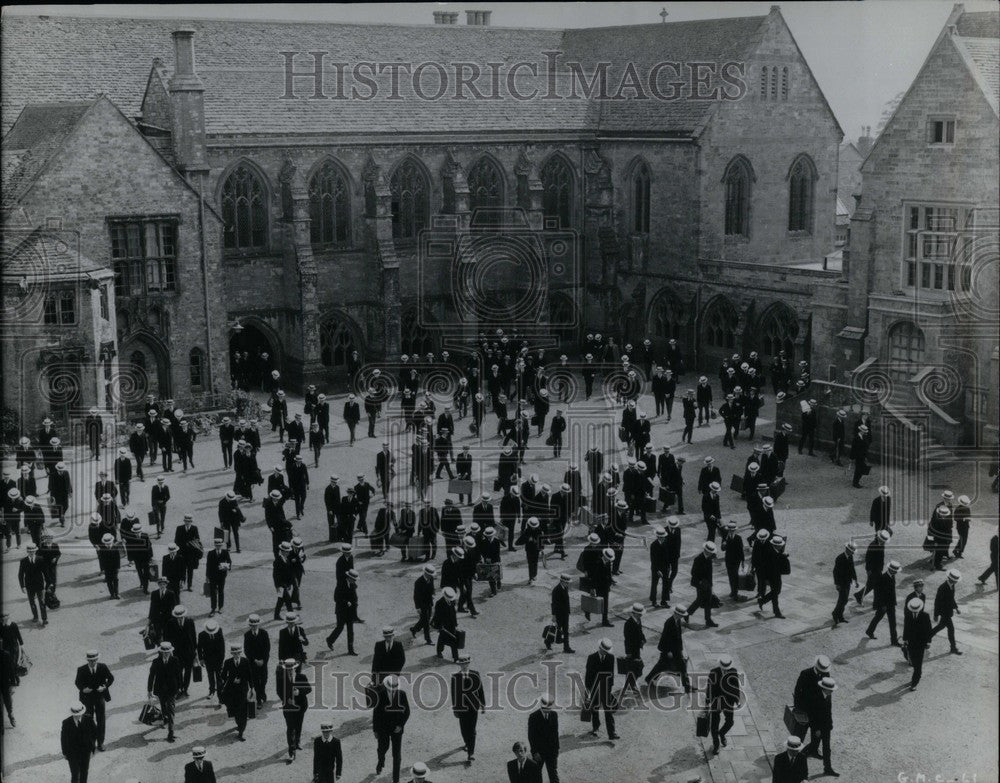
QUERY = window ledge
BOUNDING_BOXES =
[723,234,750,245]
[223,249,274,261]
[786,230,813,239]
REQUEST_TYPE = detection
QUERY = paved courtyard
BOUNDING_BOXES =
[2,386,997,783]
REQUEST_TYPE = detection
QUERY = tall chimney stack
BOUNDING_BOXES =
[433,11,459,24]
[465,10,491,26]
[168,29,208,174]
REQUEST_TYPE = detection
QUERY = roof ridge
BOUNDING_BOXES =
[4,11,767,34]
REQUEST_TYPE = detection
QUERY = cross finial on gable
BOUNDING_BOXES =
[659,8,668,23]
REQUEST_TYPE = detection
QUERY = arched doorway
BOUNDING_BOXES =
[648,289,690,357]
[401,309,436,358]
[320,316,360,370]
[121,334,170,409]
[756,303,800,365]
[698,296,740,370]
[230,320,281,390]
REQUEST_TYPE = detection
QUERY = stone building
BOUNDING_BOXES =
[1,96,228,423]
[844,4,999,447]
[3,6,846,390]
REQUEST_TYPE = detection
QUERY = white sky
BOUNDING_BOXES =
[5,1,997,140]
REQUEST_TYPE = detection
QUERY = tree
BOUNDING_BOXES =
[875,91,905,136]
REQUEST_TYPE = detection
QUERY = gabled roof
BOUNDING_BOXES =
[2,101,97,205]
[2,95,223,219]
[862,7,1000,167]
[1,11,816,138]
[952,35,999,115]
[1,226,112,281]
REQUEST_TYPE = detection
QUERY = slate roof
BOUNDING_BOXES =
[954,36,999,114]
[954,11,999,39]
[1,101,95,205]
[1,227,111,281]
[1,13,770,138]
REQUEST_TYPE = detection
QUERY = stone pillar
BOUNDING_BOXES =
[371,169,401,359]
[582,145,616,335]
[283,159,324,387]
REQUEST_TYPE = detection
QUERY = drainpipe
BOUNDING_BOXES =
[198,172,215,394]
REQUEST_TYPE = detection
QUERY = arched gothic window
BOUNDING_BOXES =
[758,305,799,361]
[702,298,739,350]
[309,161,351,245]
[320,319,357,368]
[723,157,752,237]
[788,155,816,233]
[541,156,574,229]
[631,163,651,234]
[390,159,429,240]
[221,164,268,250]
[887,321,925,382]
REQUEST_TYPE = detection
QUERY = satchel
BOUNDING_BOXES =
[710,407,718,420]
[455,630,467,649]
[203,581,212,597]
[643,497,657,514]
[581,594,605,615]
[192,664,203,683]
[475,562,501,582]
[580,706,593,723]
[247,694,258,719]
[545,434,556,446]
[531,414,540,427]
[783,704,809,738]
[389,532,409,549]
[737,565,756,591]
[730,474,744,493]
[138,702,162,725]
[616,656,644,677]
[770,477,787,500]
[542,624,557,646]
[147,563,160,581]
[449,479,473,496]
[922,535,935,553]
[142,629,157,651]
[658,487,675,506]
[617,426,628,442]
[696,710,710,738]
[148,510,158,527]
[16,650,32,677]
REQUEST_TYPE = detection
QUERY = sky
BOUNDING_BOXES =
[5,1,997,140]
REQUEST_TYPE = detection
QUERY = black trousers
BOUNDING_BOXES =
[588,699,615,736]
[104,570,119,598]
[457,710,478,754]
[326,617,355,651]
[68,754,91,783]
[686,585,713,624]
[120,481,130,505]
[153,503,167,535]
[437,630,459,660]
[866,607,898,643]
[805,726,832,770]
[27,587,47,621]
[682,419,694,443]
[931,616,957,649]
[161,450,172,471]
[222,441,233,467]
[551,616,571,651]
[205,662,222,695]
[411,606,432,643]
[282,708,305,752]
[251,663,268,702]
[536,752,559,783]
[85,698,107,746]
[833,583,850,620]
[654,394,665,416]
[650,567,669,604]
[909,644,927,687]
[376,730,403,781]
[458,578,476,614]
[798,430,815,454]
[697,403,710,425]
[726,565,740,598]
[711,708,734,745]
[645,653,690,688]
[210,579,226,612]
